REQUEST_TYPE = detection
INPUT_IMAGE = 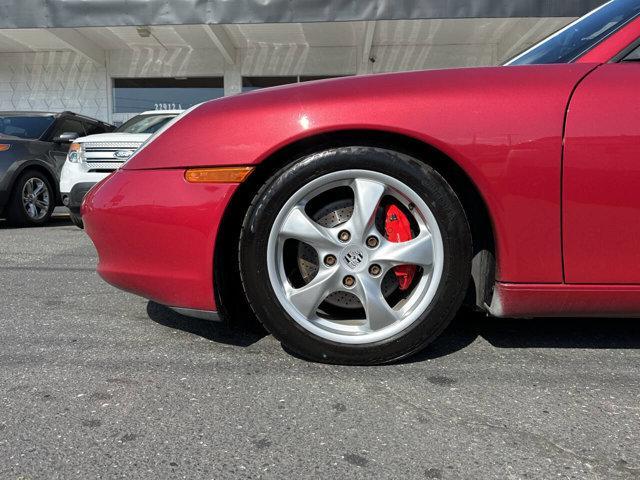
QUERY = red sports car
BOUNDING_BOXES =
[84,0,640,364]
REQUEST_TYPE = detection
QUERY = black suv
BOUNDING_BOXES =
[0,111,114,226]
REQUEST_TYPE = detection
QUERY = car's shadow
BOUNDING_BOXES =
[146,301,267,347]
[0,215,73,229]
[147,300,640,361]
[409,310,640,363]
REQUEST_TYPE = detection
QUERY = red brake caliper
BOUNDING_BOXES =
[384,205,416,291]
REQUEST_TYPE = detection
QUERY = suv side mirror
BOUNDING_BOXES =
[54,132,79,143]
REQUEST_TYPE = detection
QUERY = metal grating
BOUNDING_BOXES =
[83,141,143,150]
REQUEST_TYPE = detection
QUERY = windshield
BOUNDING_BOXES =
[116,114,178,134]
[507,0,640,65]
[0,115,55,139]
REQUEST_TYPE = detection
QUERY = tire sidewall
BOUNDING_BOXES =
[240,147,471,364]
[69,212,84,229]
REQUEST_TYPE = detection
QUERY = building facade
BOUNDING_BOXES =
[0,0,603,124]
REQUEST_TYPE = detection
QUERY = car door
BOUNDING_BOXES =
[46,117,86,176]
[563,53,640,283]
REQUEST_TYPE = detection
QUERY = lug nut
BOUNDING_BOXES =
[366,235,379,248]
[369,264,382,276]
[343,275,356,287]
[338,230,351,242]
[324,254,337,266]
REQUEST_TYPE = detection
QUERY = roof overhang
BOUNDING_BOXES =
[0,0,605,29]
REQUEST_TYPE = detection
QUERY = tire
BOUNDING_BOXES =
[7,169,55,227]
[69,211,84,229]
[239,146,472,365]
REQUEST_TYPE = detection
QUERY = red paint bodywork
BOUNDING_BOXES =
[83,26,640,317]
[563,63,640,284]
[126,63,597,284]
[577,16,640,63]
[83,169,236,310]
[491,283,640,318]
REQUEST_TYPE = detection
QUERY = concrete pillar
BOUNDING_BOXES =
[224,56,242,96]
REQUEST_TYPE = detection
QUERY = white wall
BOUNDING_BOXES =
[0,51,108,120]
[0,48,231,124]
[108,47,226,78]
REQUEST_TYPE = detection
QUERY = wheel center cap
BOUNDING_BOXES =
[341,245,368,271]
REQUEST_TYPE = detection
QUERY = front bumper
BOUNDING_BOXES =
[82,168,239,312]
[60,160,112,213]
[64,182,97,213]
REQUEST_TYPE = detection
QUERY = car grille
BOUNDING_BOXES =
[82,141,143,172]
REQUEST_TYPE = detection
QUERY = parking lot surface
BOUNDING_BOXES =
[1,216,640,479]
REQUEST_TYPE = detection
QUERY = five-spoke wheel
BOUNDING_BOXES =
[267,171,444,344]
[240,147,471,364]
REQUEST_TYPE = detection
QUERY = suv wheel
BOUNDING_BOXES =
[69,211,84,229]
[7,170,55,226]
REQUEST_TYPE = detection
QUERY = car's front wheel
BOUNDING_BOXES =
[239,147,471,365]
[69,211,84,229]
[7,170,55,227]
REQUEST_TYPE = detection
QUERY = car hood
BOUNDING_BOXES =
[75,132,151,144]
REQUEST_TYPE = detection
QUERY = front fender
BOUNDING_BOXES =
[0,157,60,207]
[124,64,597,283]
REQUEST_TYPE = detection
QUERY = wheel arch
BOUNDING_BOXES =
[10,161,61,204]
[214,129,497,324]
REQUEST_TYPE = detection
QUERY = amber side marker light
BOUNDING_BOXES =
[185,166,255,183]
[0,144,10,152]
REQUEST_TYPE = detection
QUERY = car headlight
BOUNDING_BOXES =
[67,142,84,163]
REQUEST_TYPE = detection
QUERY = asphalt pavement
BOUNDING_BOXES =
[1,215,640,479]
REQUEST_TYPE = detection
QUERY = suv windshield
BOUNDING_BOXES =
[116,114,177,134]
[507,0,640,65]
[0,115,55,139]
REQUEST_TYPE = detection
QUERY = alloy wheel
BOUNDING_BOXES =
[21,177,50,221]
[266,169,444,344]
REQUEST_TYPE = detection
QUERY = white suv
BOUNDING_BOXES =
[60,110,182,228]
